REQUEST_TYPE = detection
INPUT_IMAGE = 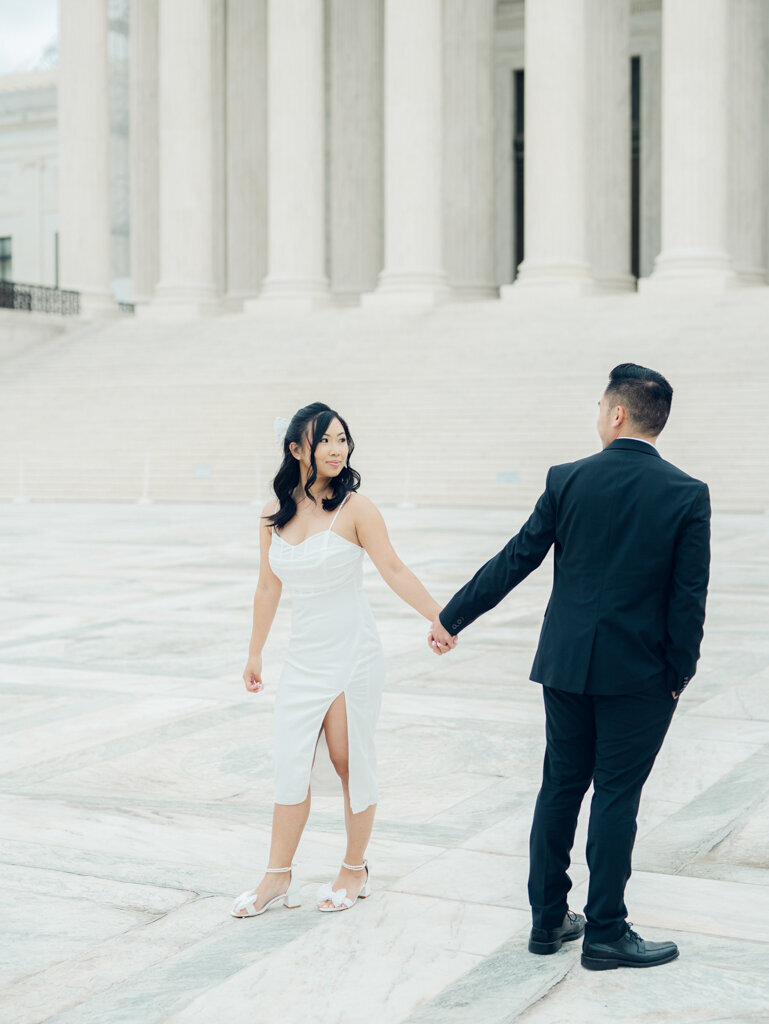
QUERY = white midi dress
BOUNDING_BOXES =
[268,496,385,814]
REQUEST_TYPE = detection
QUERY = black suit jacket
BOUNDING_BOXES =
[440,439,711,696]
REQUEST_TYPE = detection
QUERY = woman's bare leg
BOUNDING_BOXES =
[318,693,376,908]
[232,793,310,915]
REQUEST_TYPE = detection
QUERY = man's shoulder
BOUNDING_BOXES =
[546,448,708,494]
[546,450,603,483]
[651,455,709,499]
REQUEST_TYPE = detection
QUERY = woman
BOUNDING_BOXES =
[231,402,447,917]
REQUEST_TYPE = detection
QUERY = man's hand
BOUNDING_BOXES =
[428,613,457,656]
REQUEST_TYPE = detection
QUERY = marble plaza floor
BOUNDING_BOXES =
[1,501,768,1024]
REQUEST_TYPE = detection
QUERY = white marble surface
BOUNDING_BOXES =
[0,504,767,1023]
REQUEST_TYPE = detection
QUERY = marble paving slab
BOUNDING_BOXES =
[0,503,767,1024]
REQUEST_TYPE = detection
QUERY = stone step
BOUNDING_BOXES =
[1,292,767,511]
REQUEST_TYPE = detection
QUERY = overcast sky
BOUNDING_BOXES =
[0,0,58,75]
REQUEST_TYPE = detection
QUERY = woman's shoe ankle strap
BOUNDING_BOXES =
[342,861,366,871]
[265,864,294,873]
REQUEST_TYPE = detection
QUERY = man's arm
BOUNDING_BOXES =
[665,483,711,694]
[436,471,557,641]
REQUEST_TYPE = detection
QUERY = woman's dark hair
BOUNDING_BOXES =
[267,402,361,530]
[604,363,673,437]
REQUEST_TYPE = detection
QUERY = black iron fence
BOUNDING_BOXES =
[0,280,80,316]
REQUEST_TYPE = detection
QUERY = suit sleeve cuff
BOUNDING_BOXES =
[439,607,466,635]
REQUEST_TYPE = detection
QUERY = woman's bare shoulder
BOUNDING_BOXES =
[347,492,383,523]
[346,491,375,510]
[260,499,277,525]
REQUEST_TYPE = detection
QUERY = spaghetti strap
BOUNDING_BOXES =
[328,493,351,532]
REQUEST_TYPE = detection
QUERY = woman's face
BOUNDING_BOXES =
[292,417,349,479]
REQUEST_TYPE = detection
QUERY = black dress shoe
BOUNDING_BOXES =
[528,910,586,954]
[581,927,679,970]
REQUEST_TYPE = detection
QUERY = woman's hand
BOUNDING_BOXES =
[243,654,264,693]
[428,615,458,655]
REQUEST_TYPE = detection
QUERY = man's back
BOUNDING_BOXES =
[532,438,710,694]
[440,438,710,696]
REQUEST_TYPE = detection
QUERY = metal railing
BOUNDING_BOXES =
[0,280,80,316]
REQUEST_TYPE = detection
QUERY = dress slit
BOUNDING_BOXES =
[312,688,361,803]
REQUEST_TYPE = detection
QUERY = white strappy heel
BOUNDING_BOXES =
[230,865,301,918]
[316,860,371,912]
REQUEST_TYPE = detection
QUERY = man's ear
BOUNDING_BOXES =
[613,404,626,427]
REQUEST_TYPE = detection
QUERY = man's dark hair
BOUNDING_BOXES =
[604,363,673,437]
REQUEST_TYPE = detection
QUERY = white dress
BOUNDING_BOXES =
[268,495,385,814]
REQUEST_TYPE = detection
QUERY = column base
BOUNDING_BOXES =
[593,274,637,293]
[449,282,500,302]
[641,250,736,292]
[331,288,366,308]
[246,276,331,312]
[502,260,594,297]
[733,266,768,287]
[222,289,261,313]
[142,282,221,319]
[362,270,450,309]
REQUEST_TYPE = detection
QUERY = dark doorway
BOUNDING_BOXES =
[630,56,641,281]
[0,236,11,283]
[513,69,525,277]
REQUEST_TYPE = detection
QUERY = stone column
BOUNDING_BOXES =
[646,0,734,288]
[587,0,634,290]
[129,0,159,306]
[327,0,384,304]
[632,7,662,280]
[508,0,632,295]
[729,0,766,284]
[508,0,591,292]
[364,0,448,307]
[58,0,116,313]
[151,0,219,316]
[224,0,267,308]
[765,2,769,279]
[255,0,329,308]
[443,0,497,300]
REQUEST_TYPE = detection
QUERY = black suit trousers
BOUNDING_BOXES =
[528,683,677,942]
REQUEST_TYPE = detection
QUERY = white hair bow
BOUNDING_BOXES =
[274,416,291,446]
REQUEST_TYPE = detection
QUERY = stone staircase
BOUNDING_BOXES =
[1,288,768,512]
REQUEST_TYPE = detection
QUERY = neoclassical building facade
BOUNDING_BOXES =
[57,0,769,315]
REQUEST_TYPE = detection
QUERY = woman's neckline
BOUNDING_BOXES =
[273,492,354,548]
[272,530,360,550]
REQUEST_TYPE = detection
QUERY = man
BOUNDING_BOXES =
[430,364,710,970]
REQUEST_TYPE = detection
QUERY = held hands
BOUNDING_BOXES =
[243,654,265,693]
[428,612,458,656]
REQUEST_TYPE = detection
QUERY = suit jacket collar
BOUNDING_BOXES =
[604,437,661,458]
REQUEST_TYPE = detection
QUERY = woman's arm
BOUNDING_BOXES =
[243,501,283,692]
[353,495,442,622]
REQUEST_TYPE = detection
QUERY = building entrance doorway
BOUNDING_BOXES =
[513,69,525,278]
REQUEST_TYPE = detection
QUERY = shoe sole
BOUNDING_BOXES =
[528,930,584,955]
[581,949,679,971]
